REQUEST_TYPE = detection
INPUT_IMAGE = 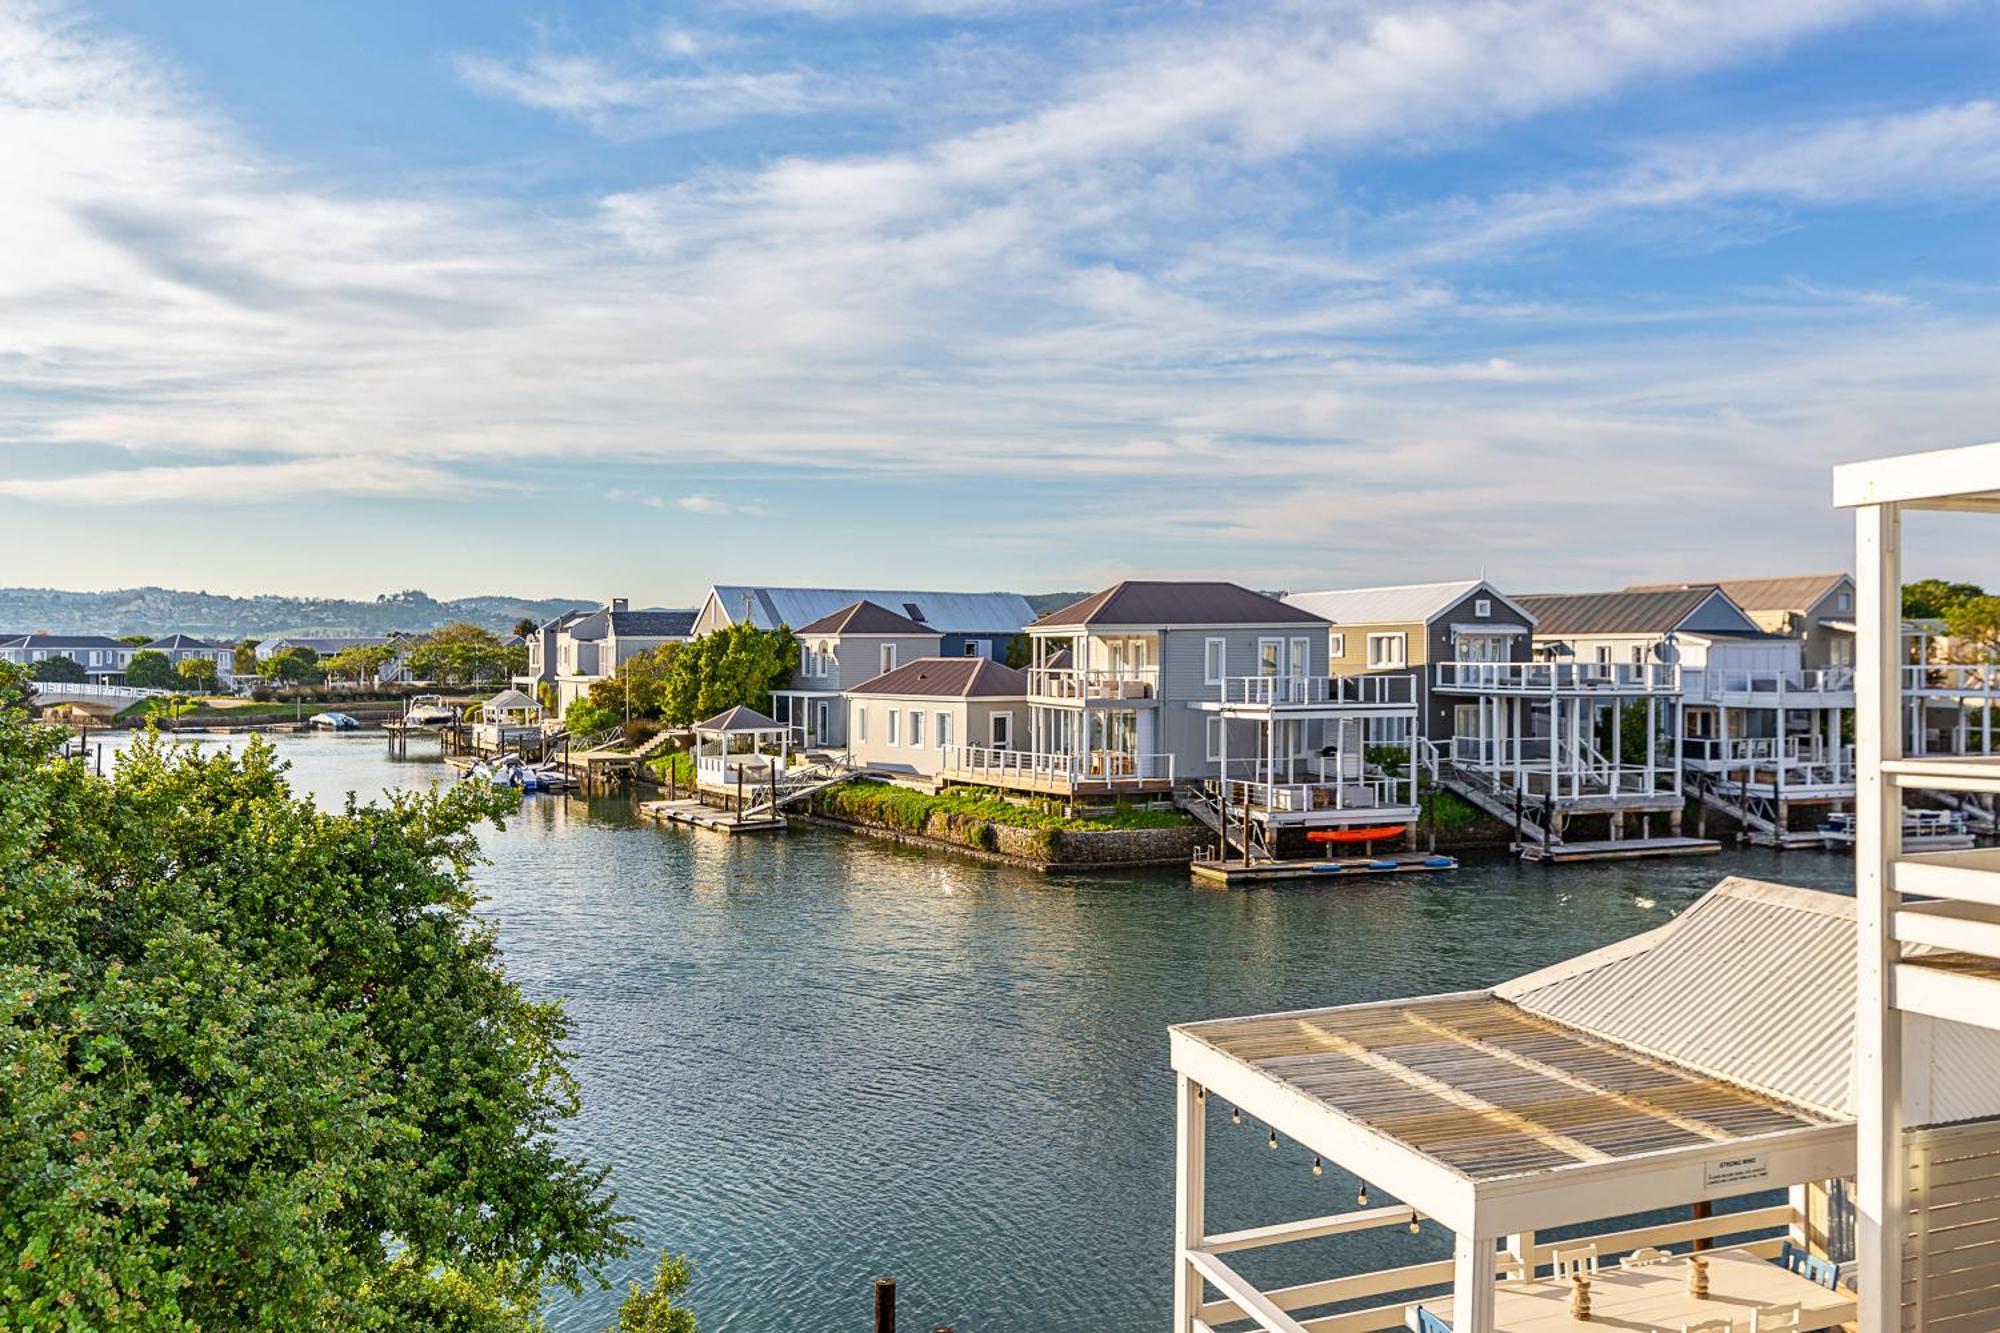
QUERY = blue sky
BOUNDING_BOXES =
[4,0,2000,604]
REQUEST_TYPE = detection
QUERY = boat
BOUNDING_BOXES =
[461,753,574,793]
[1304,824,1411,844]
[308,711,359,731]
[403,694,458,727]
[1819,808,1975,851]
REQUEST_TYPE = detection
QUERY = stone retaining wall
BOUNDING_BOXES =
[799,799,1202,873]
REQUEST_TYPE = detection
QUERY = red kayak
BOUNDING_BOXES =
[1305,825,1410,844]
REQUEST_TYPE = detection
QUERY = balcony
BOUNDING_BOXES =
[1905,662,2000,697]
[1212,673,1416,710]
[1683,736,1855,796]
[940,745,1174,795]
[1683,666,1855,706]
[1434,660,1680,695]
[1027,666,1158,703]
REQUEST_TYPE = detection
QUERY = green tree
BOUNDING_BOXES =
[407,624,525,688]
[117,633,152,646]
[614,1254,698,1333]
[660,625,796,726]
[175,655,220,693]
[1905,579,1986,620]
[233,639,261,675]
[125,649,176,689]
[568,644,681,731]
[25,655,86,684]
[260,645,325,686]
[1945,595,2000,662]
[0,664,630,1329]
[513,617,540,640]
[327,642,396,687]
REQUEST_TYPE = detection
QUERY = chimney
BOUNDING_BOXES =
[611,598,629,613]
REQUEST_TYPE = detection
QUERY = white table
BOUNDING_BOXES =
[1406,1246,1855,1332]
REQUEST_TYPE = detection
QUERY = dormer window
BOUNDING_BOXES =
[1474,598,1491,618]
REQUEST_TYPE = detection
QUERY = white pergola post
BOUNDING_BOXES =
[1173,1074,1206,1333]
[1855,499,1905,1333]
[1452,1231,1498,1333]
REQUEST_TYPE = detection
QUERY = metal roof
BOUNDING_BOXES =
[0,634,126,649]
[1284,579,1531,627]
[706,586,1033,635]
[846,657,1027,699]
[694,705,784,733]
[1033,581,1324,628]
[794,600,935,637]
[142,634,224,650]
[1498,878,1858,1118]
[569,608,697,640]
[1515,587,1740,637]
[1627,574,1850,615]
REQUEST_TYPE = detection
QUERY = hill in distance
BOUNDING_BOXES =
[0,586,601,641]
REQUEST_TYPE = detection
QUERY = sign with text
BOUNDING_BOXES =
[1702,1152,1771,1191]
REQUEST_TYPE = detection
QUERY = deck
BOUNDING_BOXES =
[1516,835,1721,863]
[638,799,787,835]
[1190,850,1457,885]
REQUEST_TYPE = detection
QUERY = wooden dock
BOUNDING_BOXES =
[1517,835,1721,863]
[1191,851,1458,886]
[638,799,787,835]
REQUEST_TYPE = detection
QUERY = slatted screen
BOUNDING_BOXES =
[1904,1116,2000,1330]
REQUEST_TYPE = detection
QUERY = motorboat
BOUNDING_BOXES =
[1820,808,1975,851]
[308,711,360,731]
[403,694,458,726]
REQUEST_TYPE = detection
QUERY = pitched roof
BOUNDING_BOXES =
[1516,587,1725,637]
[794,600,934,637]
[1627,574,1850,615]
[706,586,1033,635]
[694,704,784,732]
[847,657,1027,698]
[1283,579,1528,626]
[482,688,542,713]
[1033,581,1324,628]
[3,634,125,649]
[568,607,698,640]
[142,634,223,651]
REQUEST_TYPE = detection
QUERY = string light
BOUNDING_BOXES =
[1311,1155,1323,1178]
[1267,1129,1278,1151]
[1357,1181,1370,1207]
[1230,1105,1241,1126]
[1409,1210,1421,1235]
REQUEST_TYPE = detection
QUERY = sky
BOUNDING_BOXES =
[3,0,2000,604]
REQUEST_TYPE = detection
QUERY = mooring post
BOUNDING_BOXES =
[872,1276,895,1333]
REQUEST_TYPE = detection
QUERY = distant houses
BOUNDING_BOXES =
[692,585,1035,661]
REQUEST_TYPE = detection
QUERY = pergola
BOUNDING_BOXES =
[1169,990,1853,1332]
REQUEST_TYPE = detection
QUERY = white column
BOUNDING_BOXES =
[1453,1231,1498,1333]
[1173,1075,1207,1333]
[1856,501,1905,1333]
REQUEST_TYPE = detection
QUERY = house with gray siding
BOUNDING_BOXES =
[692,585,1032,661]
[845,657,1027,781]
[552,600,698,715]
[0,634,132,680]
[769,600,944,749]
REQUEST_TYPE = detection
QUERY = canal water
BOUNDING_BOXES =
[111,733,1857,1333]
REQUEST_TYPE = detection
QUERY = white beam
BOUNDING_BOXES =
[1175,1074,1207,1333]
[1452,1231,1498,1333]
[1185,1249,1313,1333]
[1833,440,2000,510]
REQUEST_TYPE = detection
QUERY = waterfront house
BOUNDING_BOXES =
[0,633,134,681]
[845,657,1027,781]
[1632,573,1858,671]
[514,611,588,697]
[1835,439,2000,1331]
[691,585,1033,661]
[1520,586,1854,844]
[254,634,396,661]
[138,633,236,682]
[551,600,697,715]
[769,600,944,750]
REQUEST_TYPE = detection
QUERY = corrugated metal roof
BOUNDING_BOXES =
[707,586,1033,635]
[694,705,784,732]
[1284,579,1528,626]
[1498,878,1857,1118]
[846,657,1027,698]
[794,600,933,636]
[1627,574,1850,615]
[1517,587,1721,637]
[1033,581,1324,628]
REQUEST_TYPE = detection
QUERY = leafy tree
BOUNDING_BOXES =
[615,1254,698,1333]
[0,664,631,1329]
[660,624,796,726]
[117,633,153,646]
[407,624,525,688]
[125,650,176,689]
[25,655,86,684]
[1945,595,2000,662]
[1905,579,1986,620]
[260,645,325,686]
[567,644,681,731]
[175,656,220,693]
[327,642,396,687]
[233,639,261,675]
[1003,634,1032,669]
[513,618,540,640]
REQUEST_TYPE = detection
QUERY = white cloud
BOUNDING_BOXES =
[677,494,764,515]
[0,455,467,505]
[605,488,668,508]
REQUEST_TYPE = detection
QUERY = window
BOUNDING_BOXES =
[1206,716,1223,762]
[1258,638,1283,676]
[1595,645,1612,665]
[963,640,984,657]
[887,710,899,745]
[1204,637,1227,685]
[1631,645,1645,664]
[1366,632,1407,668]
[1474,598,1491,618]
[1289,637,1311,680]
[909,711,924,748]
[937,712,952,749]
[880,644,898,673]
[903,602,927,623]
[1839,591,1852,612]
[1330,632,1345,659]
[991,712,1012,748]
[801,643,812,676]
[856,706,868,743]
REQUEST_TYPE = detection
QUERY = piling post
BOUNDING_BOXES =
[873,1277,895,1333]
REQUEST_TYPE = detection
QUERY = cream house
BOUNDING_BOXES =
[845,657,1027,782]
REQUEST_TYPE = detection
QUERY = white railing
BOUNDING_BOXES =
[1905,663,2000,695]
[26,681,168,700]
[1685,667,1855,700]
[1218,673,1417,708]
[697,753,789,787]
[1218,774,1414,816]
[1435,661,1680,693]
[941,745,1175,787]
[1028,666,1159,701]
[1449,735,1679,797]
[1683,737,1856,787]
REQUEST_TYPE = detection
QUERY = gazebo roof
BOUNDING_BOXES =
[482,688,542,713]
[693,704,785,734]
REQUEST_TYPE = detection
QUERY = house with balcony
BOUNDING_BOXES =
[692,585,1033,661]
[551,600,697,715]
[514,613,588,697]
[1523,585,1855,845]
[0,633,134,681]
[769,600,944,750]
[845,657,1027,782]
[138,634,236,681]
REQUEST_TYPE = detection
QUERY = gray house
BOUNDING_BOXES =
[552,600,698,715]
[769,600,944,749]
[692,585,1033,661]
[845,657,1028,781]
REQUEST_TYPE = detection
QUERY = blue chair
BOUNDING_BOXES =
[1776,1241,1840,1290]
[1414,1306,1452,1333]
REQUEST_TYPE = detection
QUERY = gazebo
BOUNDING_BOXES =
[472,687,545,751]
[692,705,790,792]
[1169,879,1861,1333]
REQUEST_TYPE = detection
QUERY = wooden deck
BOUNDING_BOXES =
[1517,836,1722,863]
[1190,851,1458,886]
[638,799,787,835]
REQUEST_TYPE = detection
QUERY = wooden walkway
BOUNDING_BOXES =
[638,799,787,835]
[1190,851,1457,886]
[1518,835,1720,863]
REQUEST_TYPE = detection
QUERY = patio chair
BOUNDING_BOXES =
[1620,1246,1671,1269]
[1776,1240,1841,1290]
[1412,1307,1451,1333]
[1551,1242,1599,1280]
[1681,1321,1737,1333]
[1751,1302,1802,1331]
